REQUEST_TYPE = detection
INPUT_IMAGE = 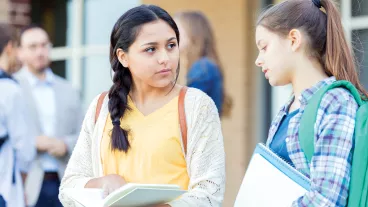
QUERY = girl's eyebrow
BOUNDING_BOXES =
[140,37,177,47]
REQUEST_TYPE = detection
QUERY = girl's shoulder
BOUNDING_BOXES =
[319,87,359,114]
[184,87,218,114]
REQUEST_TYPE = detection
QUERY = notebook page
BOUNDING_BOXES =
[234,154,307,207]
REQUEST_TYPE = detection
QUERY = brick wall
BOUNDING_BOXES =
[9,0,31,28]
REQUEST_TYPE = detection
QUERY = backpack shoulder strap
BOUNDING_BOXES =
[94,89,188,154]
[178,86,188,156]
[95,92,108,124]
[299,80,363,163]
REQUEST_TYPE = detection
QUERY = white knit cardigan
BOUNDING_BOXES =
[58,88,226,207]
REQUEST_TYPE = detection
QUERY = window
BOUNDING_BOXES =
[30,0,67,78]
[34,0,139,109]
[342,0,368,90]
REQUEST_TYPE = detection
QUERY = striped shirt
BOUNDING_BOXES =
[266,77,358,207]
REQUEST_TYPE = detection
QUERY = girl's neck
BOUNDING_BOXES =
[130,82,177,105]
[291,60,328,101]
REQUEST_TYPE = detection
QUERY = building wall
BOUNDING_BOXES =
[0,0,8,22]
[141,0,260,206]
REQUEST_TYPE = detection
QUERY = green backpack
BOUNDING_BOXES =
[299,80,368,206]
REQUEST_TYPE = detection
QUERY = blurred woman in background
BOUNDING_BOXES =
[174,11,232,117]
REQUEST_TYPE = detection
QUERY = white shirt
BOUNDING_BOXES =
[0,72,36,206]
[24,68,59,172]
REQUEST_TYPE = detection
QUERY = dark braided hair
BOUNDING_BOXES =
[108,5,180,152]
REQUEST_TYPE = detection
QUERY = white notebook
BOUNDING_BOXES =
[234,143,310,207]
[64,183,186,207]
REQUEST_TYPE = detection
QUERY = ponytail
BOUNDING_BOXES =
[322,0,368,98]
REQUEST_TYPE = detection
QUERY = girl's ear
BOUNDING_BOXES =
[116,48,129,68]
[287,29,303,52]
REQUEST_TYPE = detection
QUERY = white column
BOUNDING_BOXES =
[271,85,292,118]
[70,0,84,91]
[341,0,352,42]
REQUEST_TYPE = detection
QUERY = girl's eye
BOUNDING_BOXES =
[145,47,156,53]
[261,46,267,51]
[168,43,177,49]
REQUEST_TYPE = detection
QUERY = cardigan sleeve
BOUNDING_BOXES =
[58,94,101,207]
[168,90,226,207]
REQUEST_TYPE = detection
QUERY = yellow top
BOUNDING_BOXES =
[100,96,189,190]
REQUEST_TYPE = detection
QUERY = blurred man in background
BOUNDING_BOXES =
[14,25,83,207]
[0,23,36,207]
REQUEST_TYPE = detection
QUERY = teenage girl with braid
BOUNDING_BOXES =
[59,5,225,207]
[256,0,368,206]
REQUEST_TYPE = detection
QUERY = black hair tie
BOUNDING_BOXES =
[112,120,121,126]
[312,0,322,8]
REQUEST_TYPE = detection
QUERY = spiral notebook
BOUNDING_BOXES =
[64,183,186,207]
[234,143,311,207]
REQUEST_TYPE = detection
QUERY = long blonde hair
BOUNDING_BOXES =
[175,11,232,117]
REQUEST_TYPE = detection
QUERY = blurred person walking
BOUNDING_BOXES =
[14,25,83,207]
[174,11,232,117]
[0,23,36,207]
